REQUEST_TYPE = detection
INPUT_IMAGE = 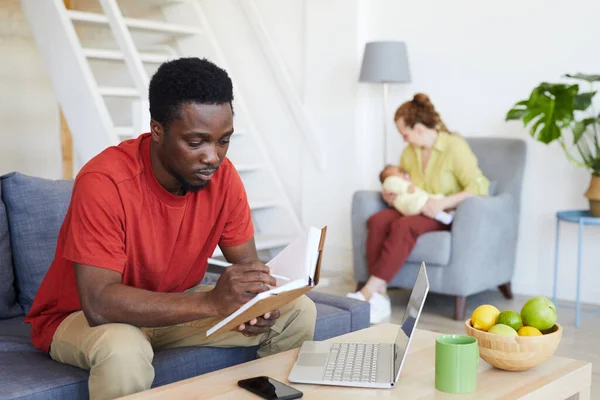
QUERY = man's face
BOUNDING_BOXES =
[151,102,234,193]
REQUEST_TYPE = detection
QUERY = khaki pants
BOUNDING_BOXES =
[49,285,317,400]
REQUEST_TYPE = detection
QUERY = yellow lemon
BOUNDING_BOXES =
[471,305,500,331]
[518,326,543,336]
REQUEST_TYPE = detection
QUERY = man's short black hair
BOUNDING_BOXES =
[149,57,234,129]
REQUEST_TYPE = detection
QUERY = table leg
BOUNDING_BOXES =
[578,385,591,400]
[576,221,583,328]
[553,218,560,306]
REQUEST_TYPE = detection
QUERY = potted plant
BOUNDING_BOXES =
[505,73,600,216]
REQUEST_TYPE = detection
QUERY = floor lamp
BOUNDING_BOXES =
[359,41,411,164]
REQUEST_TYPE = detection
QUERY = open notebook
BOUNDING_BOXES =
[206,226,327,337]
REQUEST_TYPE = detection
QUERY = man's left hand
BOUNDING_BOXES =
[238,310,280,336]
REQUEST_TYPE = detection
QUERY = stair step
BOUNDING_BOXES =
[99,86,139,97]
[67,10,201,36]
[249,199,278,210]
[115,126,135,139]
[139,0,190,6]
[148,0,189,4]
[211,234,293,258]
[235,164,262,173]
[83,48,170,64]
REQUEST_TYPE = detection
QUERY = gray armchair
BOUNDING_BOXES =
[351,137,527,320]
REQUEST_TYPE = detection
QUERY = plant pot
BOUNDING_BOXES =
[585,174,600,217]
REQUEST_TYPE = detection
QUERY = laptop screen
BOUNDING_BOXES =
[393,263,429,380]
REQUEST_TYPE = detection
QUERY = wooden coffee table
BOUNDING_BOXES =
[120,323,591,399]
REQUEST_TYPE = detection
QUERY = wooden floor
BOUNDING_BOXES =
[317,280,598,399]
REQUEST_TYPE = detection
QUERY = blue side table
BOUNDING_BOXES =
[553,210,600,328]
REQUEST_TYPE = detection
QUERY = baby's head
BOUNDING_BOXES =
[379,165,410,183]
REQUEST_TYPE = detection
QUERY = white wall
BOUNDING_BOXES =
[301,0,359,272]
[0,0,61,179]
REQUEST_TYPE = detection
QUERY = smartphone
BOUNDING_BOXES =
[238,376,303,400]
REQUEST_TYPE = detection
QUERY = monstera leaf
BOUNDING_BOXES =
[507,73,600,174]
[505,83,579,144]
[573,117,599,144]
[565,73,600,83]
[574,91,596,111]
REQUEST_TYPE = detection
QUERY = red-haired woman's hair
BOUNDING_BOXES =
[394,93,452,133]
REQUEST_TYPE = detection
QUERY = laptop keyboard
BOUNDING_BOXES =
[323,343,379,383]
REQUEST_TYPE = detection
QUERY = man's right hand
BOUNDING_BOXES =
[207,262,276,317]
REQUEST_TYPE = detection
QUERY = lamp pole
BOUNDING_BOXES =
[382,81,389,165]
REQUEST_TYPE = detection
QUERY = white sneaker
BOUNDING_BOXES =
[368,292,392,324]
[346,291,366,301]
[346,291,391,324]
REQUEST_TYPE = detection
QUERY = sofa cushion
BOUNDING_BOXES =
[0,315,29,338]
[0,351,89,400]
[0,316,35,352]
[307,291,369,332]
[407,231,451,266]
[151,346,258,388]
[0,173,74,314]
[313,303,350,341]
[0,336,36,353]
[0,344,259,400]
[0,183,22,319]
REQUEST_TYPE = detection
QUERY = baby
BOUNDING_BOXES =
[380,165,453,224]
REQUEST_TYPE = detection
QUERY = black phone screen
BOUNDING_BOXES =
[238,376,303,400]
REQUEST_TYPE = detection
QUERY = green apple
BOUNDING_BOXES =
[521,296,557,331]
[488,324,518,336]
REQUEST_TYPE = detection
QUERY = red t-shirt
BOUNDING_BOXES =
[24,133,254,353]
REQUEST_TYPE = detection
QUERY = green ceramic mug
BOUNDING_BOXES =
[435,335,479,393]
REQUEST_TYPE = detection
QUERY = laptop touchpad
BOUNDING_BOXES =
[296,353,328,367]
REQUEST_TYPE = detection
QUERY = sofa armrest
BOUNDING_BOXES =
[351,191,388,283]
[306,291,370,332]
[446,193,518,295]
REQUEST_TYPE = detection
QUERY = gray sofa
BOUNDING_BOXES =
[351,137,526,320]
[0,172,369,400]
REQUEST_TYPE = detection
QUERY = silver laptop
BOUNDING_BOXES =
[288,262,429,389]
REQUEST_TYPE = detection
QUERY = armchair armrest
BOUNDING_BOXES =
[446,193,518,295]
[351,191,387,283]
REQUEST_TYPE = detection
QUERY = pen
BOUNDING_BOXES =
[271,273,291,281]
[208,259,291,281]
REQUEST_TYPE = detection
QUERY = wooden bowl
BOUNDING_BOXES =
[465,319,562,371]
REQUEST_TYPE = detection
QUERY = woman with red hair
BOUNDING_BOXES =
[348,93,490,323]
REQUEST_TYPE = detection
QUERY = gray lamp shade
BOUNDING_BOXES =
[359,41,411,83]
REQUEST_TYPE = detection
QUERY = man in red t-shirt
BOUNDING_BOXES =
[25,57,316,400]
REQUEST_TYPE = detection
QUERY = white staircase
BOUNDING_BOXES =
[20,0,303,263]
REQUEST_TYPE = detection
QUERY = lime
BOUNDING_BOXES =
[497,310,523,331]
[488,324,518,336]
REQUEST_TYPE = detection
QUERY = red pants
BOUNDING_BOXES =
[366,208,449,282]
